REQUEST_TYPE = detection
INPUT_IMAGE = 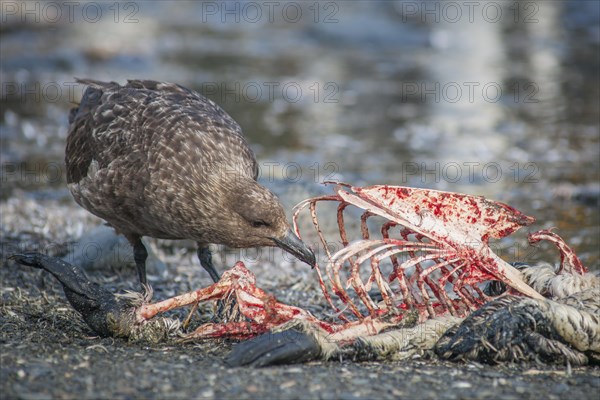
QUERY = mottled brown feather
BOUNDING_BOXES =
[66,79,288,250]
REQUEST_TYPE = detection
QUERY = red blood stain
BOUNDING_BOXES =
[496,227,517,238]
[378,186,411,200]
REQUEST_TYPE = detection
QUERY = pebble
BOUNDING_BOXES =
[198,388,214,398]
[451,381,472,389]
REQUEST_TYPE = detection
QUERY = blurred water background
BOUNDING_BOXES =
[1,0,598,270]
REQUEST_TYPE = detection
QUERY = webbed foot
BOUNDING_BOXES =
[226,328,321,367]
[11,252,132,337]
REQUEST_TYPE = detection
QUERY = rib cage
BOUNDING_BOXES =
[139,183,580,342]
[293,183,544,323]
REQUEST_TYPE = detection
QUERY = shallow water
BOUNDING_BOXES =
[1,1,598,269]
